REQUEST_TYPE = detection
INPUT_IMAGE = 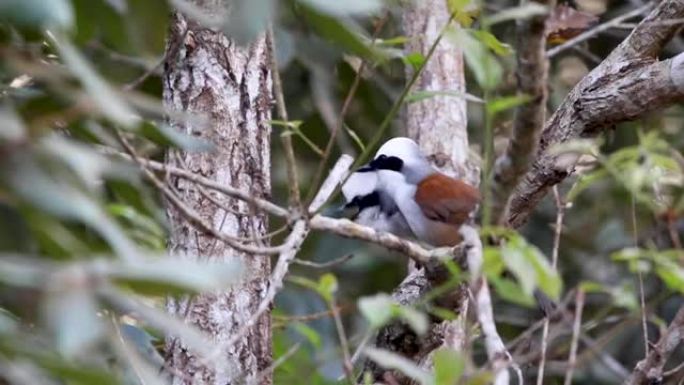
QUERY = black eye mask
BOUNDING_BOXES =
[368,155,403,172]
[346,191,380,211]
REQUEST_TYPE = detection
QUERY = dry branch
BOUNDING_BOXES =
[505,0,684,228]
[624,307,684,385]
[491,0,553,224]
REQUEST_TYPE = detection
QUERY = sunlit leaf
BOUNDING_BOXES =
[403,52,426,71]
[447,28,502,90]
[434,348,464,385]
[358,294,429,335]
[317,273,338,302]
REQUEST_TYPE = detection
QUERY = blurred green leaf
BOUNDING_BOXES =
[403,52,426,71]
[49,32,138,127]
[139,121,213,151]
[483,3,548,26]
[110,256,244,295]
[447,28,502,91]
[364,347,432,385]
[358,294,429,335]
[299,0,381,16]
[407,90,484,104]
[301,5,386,61]
[472,30,512,56]
[293,323,322,349]
[317,273,338,302]
[486,94,531,115]
[434,348,464,385]
[0,0,74,29]
[43,272,104,358]
[222,0,273,45]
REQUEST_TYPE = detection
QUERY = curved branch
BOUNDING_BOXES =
[505,0,684,228]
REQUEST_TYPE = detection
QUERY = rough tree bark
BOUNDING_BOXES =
[162,5,273,385]
[504,0,684,228]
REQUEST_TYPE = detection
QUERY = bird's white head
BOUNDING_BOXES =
[371,137,434,184]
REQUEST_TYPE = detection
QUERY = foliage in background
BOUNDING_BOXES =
[0,0,683,384]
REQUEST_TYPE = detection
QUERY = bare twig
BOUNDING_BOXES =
[105,149,289,217]
[631,194,650,357]
[624,307,684,385]
[563,289,585,385]
[250,342,303,385]
[331,295,355,385]
[537,186,565,385]
[268,25,302,209]
[546,4,652,58]
[115,131,287,255]
[293,254,354,269]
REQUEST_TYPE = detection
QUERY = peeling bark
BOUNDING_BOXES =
[162,7,273,385]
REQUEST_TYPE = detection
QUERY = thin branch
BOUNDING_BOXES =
[292,254,354,269]
[547,3,652,58]
[305,13,389,204]
[198,155,353,369]
[105,149,289,217]
[331,295,355,385]
[563,289,585,385]
[624,307,684,385]
[491,0,553,224]
[268,25,302,209]
[115,131,287,255]
[536,186,565,385]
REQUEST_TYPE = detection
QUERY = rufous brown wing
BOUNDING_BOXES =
[414,173,480,227]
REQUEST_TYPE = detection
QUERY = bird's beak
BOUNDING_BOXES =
[328,202,360,219]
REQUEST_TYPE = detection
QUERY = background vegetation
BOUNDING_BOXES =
[0,0,682,384]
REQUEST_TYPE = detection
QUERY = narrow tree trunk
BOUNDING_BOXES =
[162,7,273,385]
[363,2,475,382]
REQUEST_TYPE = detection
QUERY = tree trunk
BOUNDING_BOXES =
[363,2,475,382]
[162,7,273,385]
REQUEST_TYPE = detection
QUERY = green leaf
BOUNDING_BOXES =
[472,30,512,56]
[301,5,385,61]
[403,52,426,71]
[139,121,214,151]
[0,0,73,29]
[447,28,502,90]
[434,348,464,385]
[489,276,535,307]
[484,3,548,26]
[43,275,104,358]
[406,90,484,104]
[486,94,532,115]
[317,273,338,302]
[222,0,273,45]
[110,256,244,295]
[299,0,381,16]
[48,33,138,127]
[358,294,394,329]
[293,323,322,349]
[364,348,432,385]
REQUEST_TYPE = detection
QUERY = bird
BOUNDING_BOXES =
[340,164,413,238]
[364,137,480,247]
